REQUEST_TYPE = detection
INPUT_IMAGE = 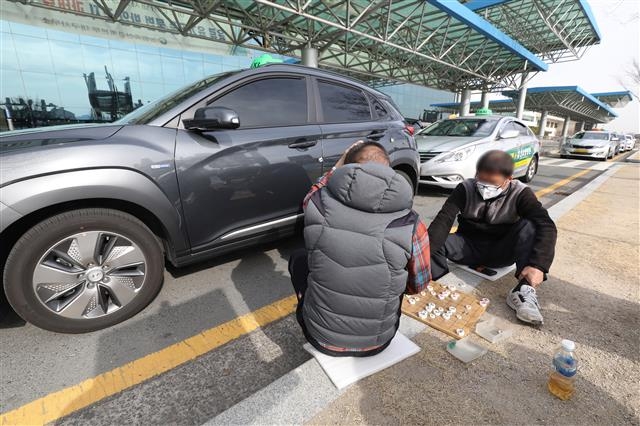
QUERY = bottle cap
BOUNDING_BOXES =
[561,339,575,351]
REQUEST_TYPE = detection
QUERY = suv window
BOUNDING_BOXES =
[371,98,390,120]
[318,81,372,123]
[209,77,307,128]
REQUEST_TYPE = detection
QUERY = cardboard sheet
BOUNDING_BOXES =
[303,333,420,390]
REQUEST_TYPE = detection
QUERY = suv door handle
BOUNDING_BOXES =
[367,131,385,140]
[288,140,318,149]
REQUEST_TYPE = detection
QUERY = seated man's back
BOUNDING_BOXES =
[288,141,430,357]
[302,162,416,354]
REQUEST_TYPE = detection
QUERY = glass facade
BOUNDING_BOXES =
[0,14,453,131]
[0,19,257,129]
[379,84,454,121]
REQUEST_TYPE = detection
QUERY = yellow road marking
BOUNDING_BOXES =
[534,169,590,198]
[0,295,298,426]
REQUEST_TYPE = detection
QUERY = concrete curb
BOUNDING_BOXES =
[204,163,624,426]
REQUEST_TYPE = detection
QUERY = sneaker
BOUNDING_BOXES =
[506,283,544,325]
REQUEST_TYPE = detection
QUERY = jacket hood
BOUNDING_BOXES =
[415,135,485,152]
[327,163,413,213]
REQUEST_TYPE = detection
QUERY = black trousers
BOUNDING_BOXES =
[430,219,539,281]
[288,249,309,302]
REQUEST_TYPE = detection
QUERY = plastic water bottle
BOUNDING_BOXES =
[547,339,578,400]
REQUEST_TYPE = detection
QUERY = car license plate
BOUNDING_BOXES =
[574,148,589,154]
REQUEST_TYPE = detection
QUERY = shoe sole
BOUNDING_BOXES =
[506,296,544,326]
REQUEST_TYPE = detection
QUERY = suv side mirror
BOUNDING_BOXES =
[499,129,519,139]
[184,106,240,131]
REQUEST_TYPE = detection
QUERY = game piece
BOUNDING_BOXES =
[427,285,434,292]
[479,298,490,307]
[401,281,488,339]
[420,291,427,296]
[451,293,460,301]
[456,328,465,337]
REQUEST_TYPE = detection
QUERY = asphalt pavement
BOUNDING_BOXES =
[0,151,635,425]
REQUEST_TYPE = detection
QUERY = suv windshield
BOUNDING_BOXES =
[573,132,609,140]
[116,71,238,125]
[418,118,498,137]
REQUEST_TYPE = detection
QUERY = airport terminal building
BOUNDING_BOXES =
[1,1,453,129]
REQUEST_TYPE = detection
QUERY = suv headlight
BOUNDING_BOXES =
[435,145,476,163]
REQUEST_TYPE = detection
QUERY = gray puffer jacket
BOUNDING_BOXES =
[302,163,417,355]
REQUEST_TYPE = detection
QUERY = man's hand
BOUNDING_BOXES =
[334,140,364,168]
[519,266,544,288]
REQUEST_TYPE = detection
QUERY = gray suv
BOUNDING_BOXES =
[0,64,419,333]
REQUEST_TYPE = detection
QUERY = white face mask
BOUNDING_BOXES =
[476,181,505,200]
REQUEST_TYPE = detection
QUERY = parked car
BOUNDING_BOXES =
[0,64,419,333]
[417,115,540,189]
[561,130,618,160]
[612,133,623,154]
[623,134,636,151]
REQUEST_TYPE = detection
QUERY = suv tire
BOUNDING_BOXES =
[395,170,415,194]
[4,208,164,333]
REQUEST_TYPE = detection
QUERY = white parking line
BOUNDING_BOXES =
[588,161,612,171]
[562,159,592,168]
[540,157,613,171]
[539,158,566,165]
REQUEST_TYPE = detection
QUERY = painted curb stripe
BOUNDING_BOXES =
[0,295,298,426]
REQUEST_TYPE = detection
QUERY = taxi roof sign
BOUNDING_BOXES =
[250,54,283,68]
[475,108,493,116]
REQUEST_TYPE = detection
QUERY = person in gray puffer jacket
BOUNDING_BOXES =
[288,141,431,357]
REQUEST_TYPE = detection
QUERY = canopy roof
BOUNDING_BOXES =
[463,0,601,63]
[13,0,549,91]
[432,86,620,123]
[591,91,634,108]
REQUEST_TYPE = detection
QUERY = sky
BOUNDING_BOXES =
[530,0,640,132]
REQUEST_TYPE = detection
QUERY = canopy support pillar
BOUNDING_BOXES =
[538,110,548,138]
[561,116,571,138]
[480,91,489,109]
[516,73,528,119]
[301,46,318,67]
[459,89,471,116]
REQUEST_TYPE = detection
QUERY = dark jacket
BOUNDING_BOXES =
[302,163,417,356]
[428,178,557,272]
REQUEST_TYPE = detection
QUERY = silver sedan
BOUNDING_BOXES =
[417,115,540,189]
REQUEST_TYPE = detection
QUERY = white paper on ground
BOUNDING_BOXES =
[457,263,515,281]
[303,332,420,390]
